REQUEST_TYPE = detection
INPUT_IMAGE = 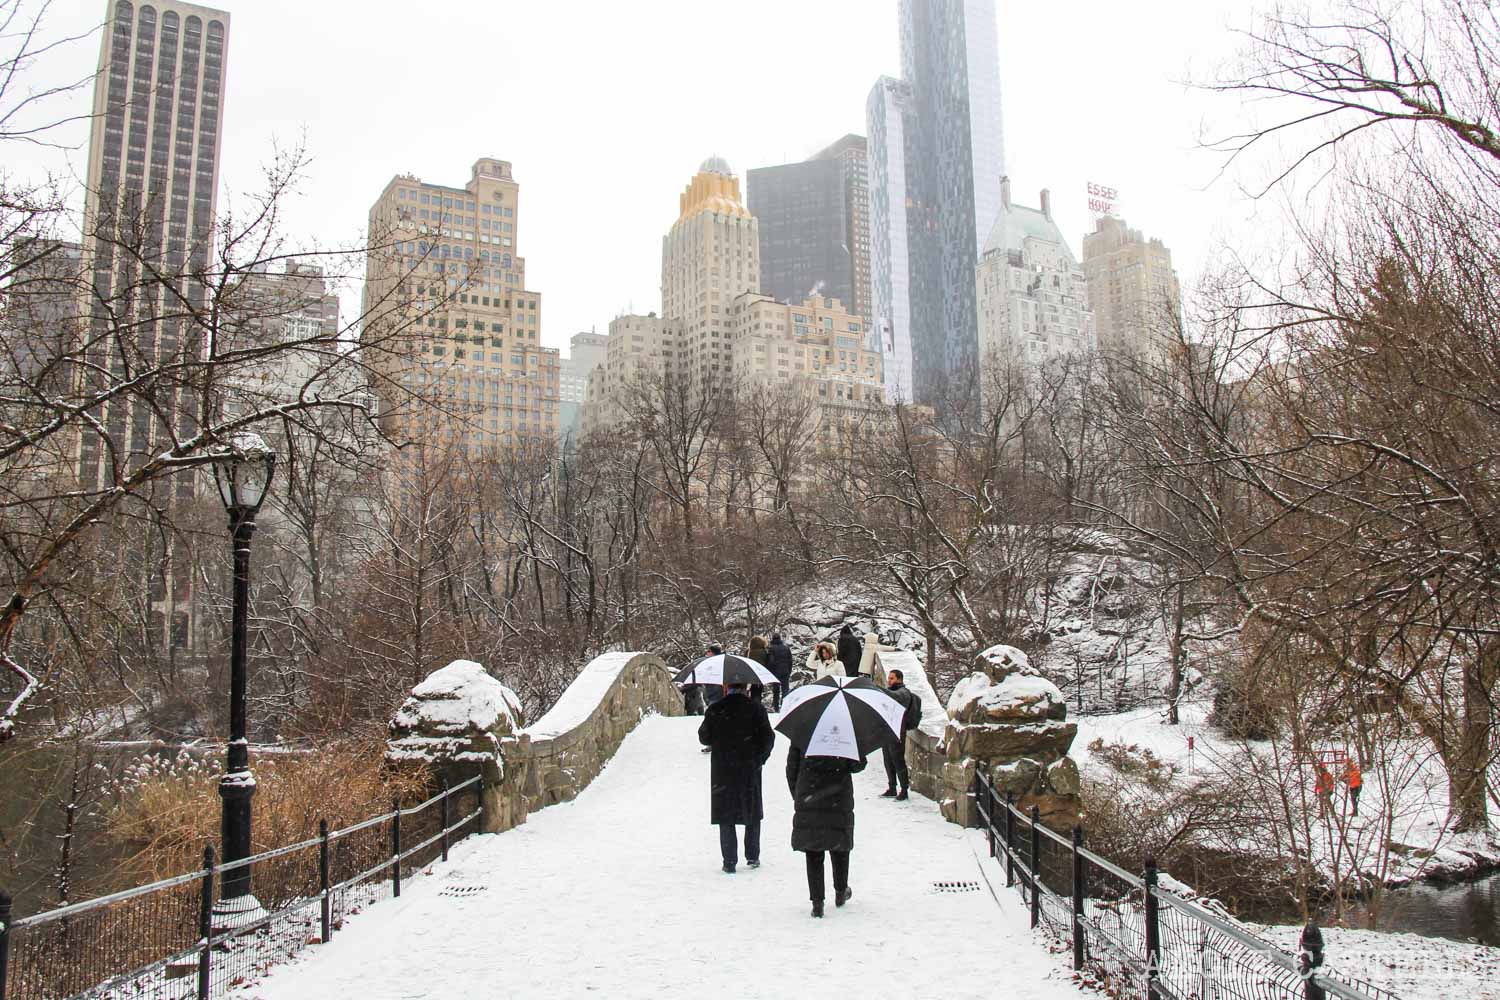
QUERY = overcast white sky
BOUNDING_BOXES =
[13,0,1271,357]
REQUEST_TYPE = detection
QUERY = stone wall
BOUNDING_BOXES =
[386,651,683,835]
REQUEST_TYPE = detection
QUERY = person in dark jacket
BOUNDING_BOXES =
[786,746,865,916]
[836,624,863,678]
[699,682,776,873]
[880,669,923,801]
[746,635,770,705]
[699,645,727,755]
[765,634,794,710]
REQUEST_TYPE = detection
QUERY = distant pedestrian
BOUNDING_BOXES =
[1343,757,1362,817]
[880,669,923,801]
[787,745,864,917]
[700,645,727,752]
[836,625,863,678]
[1314,761,1335,821]
[746,635,771,705]
[807,641,842,680]
[766,633,794,710]
[699,682,776,874]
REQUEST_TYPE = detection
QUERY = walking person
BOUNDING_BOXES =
[698,681,776,873]
[1314,761,1335,821]
[699,644,727,752]
[807,641,842,680]
[787,744,864,917]
[746,635,771,705]
[879,669,923,801]
[836,624,863,678]
[766,633,794,711]
[1343,757,1362,817]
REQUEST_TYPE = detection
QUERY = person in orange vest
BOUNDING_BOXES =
[1344,757,1362,817]
[1314,761,1335,821]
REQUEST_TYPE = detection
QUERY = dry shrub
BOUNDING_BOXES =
[106,737,430,885]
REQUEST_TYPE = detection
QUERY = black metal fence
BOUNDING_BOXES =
[0,776,480,1000]
[973,772,1402,1000]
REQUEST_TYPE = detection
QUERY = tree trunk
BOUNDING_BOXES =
[1167,581,1186,726]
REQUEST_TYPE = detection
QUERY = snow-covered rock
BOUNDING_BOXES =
[947,670,1065,723]
[976,643,1033,682]
[386,660,523,766]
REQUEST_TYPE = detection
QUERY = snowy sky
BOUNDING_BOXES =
[10,0,1272,358]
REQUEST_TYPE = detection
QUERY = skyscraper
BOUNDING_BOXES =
[79,0,231,486]
[362,158,560,457]
[868,0,1005,404]
[1081,216,1183,364]
[746,158,849,310]
[813,134,873,326]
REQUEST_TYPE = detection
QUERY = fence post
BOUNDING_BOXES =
[1004,792,1016,888]
[440,780,450,863]
[1,888,12,1000]
[1144,856,1161,1000]
[1071,825,1086,972]
[390,797,402,898]
[1029,805,1041,930]
[197,845,215,1000]
[318,819,331,944]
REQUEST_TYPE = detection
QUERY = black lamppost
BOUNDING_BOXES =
[210,440,275,926]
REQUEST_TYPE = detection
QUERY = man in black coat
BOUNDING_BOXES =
[836,625,863,678]
[698,682,776,873]
[765,634,794,710]
[880,668,923,801]
[787,746,865,917]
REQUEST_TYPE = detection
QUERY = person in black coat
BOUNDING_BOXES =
[699,682,776,873]
[765,634,794,710]
[786,745,865,917]
[836,624,863,678]
[880,669,923,801]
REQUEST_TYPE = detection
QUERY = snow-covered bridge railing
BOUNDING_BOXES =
[972,771,1401,1000]
[0,776,480,1000]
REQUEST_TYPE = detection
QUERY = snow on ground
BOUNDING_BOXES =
[244,715,1089,1000]
[1253,924,1500,1000]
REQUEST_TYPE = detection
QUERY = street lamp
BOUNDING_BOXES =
[210,436,275,929]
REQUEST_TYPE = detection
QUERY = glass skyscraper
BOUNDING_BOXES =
[868,0,1005,404]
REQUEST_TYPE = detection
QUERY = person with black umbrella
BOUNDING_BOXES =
[698,680,776,874]
[776,675,907,917]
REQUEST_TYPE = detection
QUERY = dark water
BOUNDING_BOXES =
[1349,872,1500,947]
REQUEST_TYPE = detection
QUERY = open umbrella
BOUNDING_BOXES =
[774,675,906,760]
[673,653,780,689]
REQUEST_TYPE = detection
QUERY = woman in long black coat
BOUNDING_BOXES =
[836,625,862,678]
[699,684,776,873]
[786,745,865,917]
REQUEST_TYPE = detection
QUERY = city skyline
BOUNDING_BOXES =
[9,0,1254,359]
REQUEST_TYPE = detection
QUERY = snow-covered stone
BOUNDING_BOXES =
[386,659,523,767]
[947,670,1065,723]
[977,643,1032,682]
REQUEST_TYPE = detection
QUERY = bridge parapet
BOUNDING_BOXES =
[386,651,683,834]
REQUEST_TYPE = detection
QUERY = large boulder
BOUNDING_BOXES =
[946,719,1078,764]
[975,644,1032,683]
[386,659,524,773]
[947,670,1066,723]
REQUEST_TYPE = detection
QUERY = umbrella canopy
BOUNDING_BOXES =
[775,675,906,760]
[673,653,780,688]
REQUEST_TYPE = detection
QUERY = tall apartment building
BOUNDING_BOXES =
[747,135,871,327]
[661,157,760,390]
[362,158,560,458]
[226,262,341,403]
[976,180,1094,371]
[1081,216,1182,364]
[814,135,872,326]
[559,330,607,439]
[78,0,231,488]
[868,0,1005,405]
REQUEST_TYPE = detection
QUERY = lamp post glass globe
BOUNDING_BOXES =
[212,447,275,520]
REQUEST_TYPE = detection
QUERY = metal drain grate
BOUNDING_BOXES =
[931,880,981,894]
[439,883,488,898]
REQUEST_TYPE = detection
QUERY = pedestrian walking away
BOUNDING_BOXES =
[1343,757,1362,817]
[746,635,770,705]
[698,681,776,873]
[766,633,794,711]
[836,624,863,678]
[880,669,923,801]
[786,745,864,917]
[699,644,728,749]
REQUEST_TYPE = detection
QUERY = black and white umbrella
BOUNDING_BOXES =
[774,675,906,760]
[673,653,780,688]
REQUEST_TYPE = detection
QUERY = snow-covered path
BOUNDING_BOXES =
[249,714,1084,999]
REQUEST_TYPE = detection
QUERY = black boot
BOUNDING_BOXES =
[895,788,909,801]
[835,886,852,908]
[811,900,824,918]
[880,788,897,798]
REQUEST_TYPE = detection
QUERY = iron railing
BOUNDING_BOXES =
[973,771,1401,1000]
[0,776,481,1000]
